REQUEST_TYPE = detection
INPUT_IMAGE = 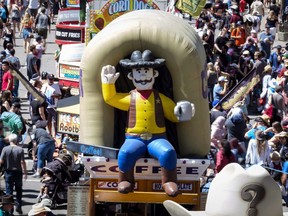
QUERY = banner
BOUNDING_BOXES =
[217,67,260,111]
[82,156,210,180]
[175,0,206,17]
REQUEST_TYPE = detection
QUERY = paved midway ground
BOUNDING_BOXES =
[6,23,67,215]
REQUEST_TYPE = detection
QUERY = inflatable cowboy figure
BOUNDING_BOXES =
[101,50,195,197]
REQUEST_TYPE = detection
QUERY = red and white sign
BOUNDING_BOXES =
[57,8,81,24]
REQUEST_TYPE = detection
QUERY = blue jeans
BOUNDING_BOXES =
[5,170,23,207]
[118,136,177,172]
[37,140,55,169]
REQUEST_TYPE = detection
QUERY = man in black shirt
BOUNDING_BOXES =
[26,44,39,80]
[214,27,229,56]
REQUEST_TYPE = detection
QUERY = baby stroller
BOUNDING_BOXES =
[37,154,84,208]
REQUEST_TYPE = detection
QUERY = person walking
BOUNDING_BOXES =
[26,44,40,80]
[0,133,27,214]
[2,22,15,49]
[20,12,34,53]
[10,2,21,34]
[27,0,39,18]
[6,48,21,97]
[34,36,45,71]
[35,7,50,50]
[1,61,13,92]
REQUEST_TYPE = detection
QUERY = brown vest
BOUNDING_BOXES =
[128,90,165,129]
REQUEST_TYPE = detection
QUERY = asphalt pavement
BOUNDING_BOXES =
[6,23,67,215]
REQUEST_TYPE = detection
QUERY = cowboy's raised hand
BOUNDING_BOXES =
[101,65,120,84]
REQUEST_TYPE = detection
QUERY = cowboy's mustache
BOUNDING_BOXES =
[134,78,152,83]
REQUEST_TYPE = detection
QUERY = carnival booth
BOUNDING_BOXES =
[77,9,210,215]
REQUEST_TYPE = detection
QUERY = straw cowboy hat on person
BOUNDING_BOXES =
[28,203,51,216]
[260,114,270,126]
[263,65,272,73]
[270,151,281,162]
[163,163,288,216]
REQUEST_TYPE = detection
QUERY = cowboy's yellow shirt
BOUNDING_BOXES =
[102,83,179,134]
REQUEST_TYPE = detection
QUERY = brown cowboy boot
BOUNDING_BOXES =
[162,167,179,197]
[118,170,135,194]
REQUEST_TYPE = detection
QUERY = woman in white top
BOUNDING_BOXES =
[246,130,271,167]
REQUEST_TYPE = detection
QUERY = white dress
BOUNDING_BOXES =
[245,138,271,166]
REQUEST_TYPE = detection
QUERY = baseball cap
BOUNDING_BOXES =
[243,50,250,55]
[0,50,6,58]
[12,102,21,109]
[218,76,228,82]
[212,99,220,107]
[47,74,54,80]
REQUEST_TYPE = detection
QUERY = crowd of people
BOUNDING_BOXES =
[0,0,69,215]
[201,0,288,207]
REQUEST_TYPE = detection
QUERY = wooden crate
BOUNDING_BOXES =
[200,192,208,211]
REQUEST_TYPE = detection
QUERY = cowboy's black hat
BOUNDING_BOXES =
[119,50,165,69]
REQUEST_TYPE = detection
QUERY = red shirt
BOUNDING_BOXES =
[239,0,246,13]
[215,150,236,173]
[2,70,13,91]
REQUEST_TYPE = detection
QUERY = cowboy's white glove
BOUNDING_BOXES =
[101,65,120,84]
[174,101,195,122]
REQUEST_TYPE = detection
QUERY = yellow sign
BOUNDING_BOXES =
[90,0,160,34]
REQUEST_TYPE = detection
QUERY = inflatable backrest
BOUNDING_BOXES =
[80,10,210,157]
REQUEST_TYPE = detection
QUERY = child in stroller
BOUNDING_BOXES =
[37,154,82,205]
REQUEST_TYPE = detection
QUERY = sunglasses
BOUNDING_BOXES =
[257,139,265,142]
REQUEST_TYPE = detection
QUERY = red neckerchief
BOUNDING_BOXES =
[137,90,153,100]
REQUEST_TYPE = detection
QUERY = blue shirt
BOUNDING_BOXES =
[283,161,288,173]
[259,32,274,57]
[269,52,280,72]
[0,8,7,20]
[213,84,224,100]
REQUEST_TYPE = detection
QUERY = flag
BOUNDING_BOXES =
[174,0,207,17]
[217,67,260,111]
[166,0,184,18]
